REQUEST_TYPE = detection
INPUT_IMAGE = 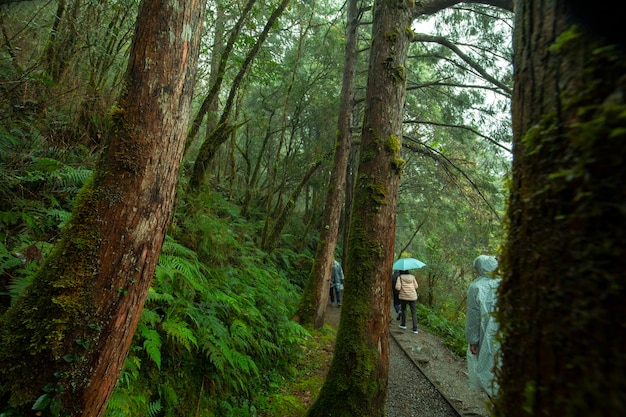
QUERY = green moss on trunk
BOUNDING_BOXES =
[0,176,104,410]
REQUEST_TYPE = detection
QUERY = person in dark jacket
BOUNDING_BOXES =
[391,270,402,320]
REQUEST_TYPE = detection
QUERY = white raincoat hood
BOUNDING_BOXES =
[473,255,498,276]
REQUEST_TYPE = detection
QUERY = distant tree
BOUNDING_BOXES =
[496,0,626,415]
[294,0,359,329]
[188,0,290,190]
[185,0,256,154]
[0,0,205,415]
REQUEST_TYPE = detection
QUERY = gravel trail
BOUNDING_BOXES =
[387,336,462,417]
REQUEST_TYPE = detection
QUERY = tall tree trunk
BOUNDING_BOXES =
[306,0,412,415]
[188,0,291,190]
[185,0,255,153]
[342,139,359,265]
[41,0,78,83]
[496,0,626,415]
[293,0,359,329]
[262,158,324,254]
[0,0,204,415]
[240,110,276,218]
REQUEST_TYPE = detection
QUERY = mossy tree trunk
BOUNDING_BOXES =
[496,0,626,415]
[305,0,412,415]
[188,0,290,190]
[293,0,359,330]
[0,0,204,416]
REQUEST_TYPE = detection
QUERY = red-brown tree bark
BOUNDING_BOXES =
[0,0,204,415]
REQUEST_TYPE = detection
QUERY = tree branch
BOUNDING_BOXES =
[413,32,512,96]
[406,79,509,98]
[412,0,514,18]
[404,119,512,153]
[402,136,501,219]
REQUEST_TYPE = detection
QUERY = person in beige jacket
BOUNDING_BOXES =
[394,270,419,333]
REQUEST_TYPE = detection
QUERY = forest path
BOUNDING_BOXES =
[324,305,489,416]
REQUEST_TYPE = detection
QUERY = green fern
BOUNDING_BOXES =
[0,242,21,274]
[146,400,162,417]
[139,325,162,370]
[139,306,162,326]
[105,389,148,417]
[53,165,92,192]
[112,224,311,415]
[118,355,141,388]
[47,209,72,228]
[162,317,197,351]
[6,266,36,302]
[145,287,174,304]
[0,243,40,304]
[0,210,21,226]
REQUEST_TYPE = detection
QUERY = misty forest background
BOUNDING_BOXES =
[0,0,513,415]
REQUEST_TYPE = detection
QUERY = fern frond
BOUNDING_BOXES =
[145,287,174,304]
[7,271,35,301]
[206,339,230,372]
[0,210,21,226]
[141,328,162,370]
[55,165,92,189]
[161,235,198,258]
[147,400,162,417]
[48,209,72,228]
[158,253,206,290]
[139,310,160,329]
[227,350,259,377]
[162,317,197,351]
[28,157,62,173]
[0,242,21,275]
[118,354,142,388]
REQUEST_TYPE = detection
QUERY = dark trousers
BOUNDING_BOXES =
[399,299,418,331]
[393,290,401,314]
[329,286,342,304]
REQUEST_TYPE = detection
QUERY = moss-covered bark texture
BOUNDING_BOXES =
[0,1,204,416]
[497,1,626,415]
[305,0,412,416]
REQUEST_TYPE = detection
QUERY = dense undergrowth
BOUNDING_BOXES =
[417,304,466,357]
[0,141,316,415]
[0,146,467,416]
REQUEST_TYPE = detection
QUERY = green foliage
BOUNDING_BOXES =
[0,243,21,277]
[106,202,311,416]
[417,303,466,357]
[0,242,47,312]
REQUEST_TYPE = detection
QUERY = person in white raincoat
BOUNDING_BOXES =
[465,255,501,398]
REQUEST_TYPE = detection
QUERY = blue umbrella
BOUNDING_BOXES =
[392,257,426,270]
